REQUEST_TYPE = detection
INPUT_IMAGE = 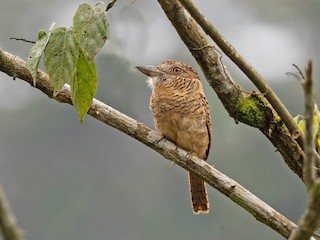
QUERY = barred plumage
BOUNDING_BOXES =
[137,60,212,214]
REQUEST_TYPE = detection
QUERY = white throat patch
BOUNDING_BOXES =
[147,77,157,89]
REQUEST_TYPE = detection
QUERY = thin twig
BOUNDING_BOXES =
[292,63,306,81]
[106,0,117,11]
[179,0,302,146]
[0,185,24,240]
[190,44,267,96]
[9,37,36,44]
[0,48,303,239]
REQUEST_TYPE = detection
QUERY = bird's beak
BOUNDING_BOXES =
[136,65,160,77]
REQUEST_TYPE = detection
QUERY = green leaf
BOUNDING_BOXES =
[73,2,108,62]
[27,24,55,87]
[44,27,79,95]
[38,30,47,40]
[71,49,98,123]
[294,103,320,149]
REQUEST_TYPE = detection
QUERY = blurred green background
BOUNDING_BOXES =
[1,0,320,239]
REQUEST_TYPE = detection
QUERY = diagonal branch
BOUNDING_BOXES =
[157,0,312,181]
[0,48,303,239]
[178,0,301,145]
[0,185,24,240]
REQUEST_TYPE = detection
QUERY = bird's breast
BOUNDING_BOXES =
[150,89,209,156]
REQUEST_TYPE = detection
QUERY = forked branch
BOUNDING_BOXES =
[157,0,317,181]
[178,0,301,143]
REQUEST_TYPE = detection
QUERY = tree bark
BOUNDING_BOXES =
[157,0,311,180]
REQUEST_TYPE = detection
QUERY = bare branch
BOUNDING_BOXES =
[292,64,306,82]
[289,61,320,240]
[106,0,117,11]
[178,0,301,146]
[0,185,24,240]
[303,61,316,189]
[289,181,320,240]
[157,0,308,181]
[289,63,320,167]
[9,37,36,44]
[0,48,302,239]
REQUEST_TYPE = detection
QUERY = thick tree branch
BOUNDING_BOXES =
[0,185,24,240]
[157,0,311,181]
[0,48,303,239]
[179,0,301,146]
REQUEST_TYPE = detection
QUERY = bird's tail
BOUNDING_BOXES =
[188,172,209,214]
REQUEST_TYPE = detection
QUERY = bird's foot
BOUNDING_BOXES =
[155,134,169,144]
[186,151,198,159]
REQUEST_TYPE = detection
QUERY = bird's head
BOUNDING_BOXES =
[136,60,199,89]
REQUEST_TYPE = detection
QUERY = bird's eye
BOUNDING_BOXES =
[172,66,182,73]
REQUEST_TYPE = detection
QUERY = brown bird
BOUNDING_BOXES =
[137,60,212,214]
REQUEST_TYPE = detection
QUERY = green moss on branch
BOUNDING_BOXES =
[235,95,267,128]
